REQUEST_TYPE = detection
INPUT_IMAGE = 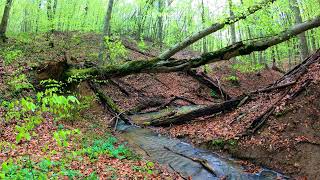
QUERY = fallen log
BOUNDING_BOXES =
[126,96,166,115]
[187,70,231,100]
[130,97,244,126]
[64,16,320,80]
[250,81,296,94]
[271,49,320,86]
[89,81,132,124]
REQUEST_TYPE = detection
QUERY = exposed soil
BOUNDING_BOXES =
[204,61,283,97]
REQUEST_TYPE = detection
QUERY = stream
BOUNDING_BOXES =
[117,121,288,180]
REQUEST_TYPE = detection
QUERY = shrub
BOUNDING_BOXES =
[2,49,23,65]
[224,75,239,85]
[7,74,34,95]
[104,36,127,64]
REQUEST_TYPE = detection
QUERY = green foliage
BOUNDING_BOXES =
[104,36,127,64]
[37,88,80,121]
[203,64,213,74]
[1,85,81,143]
[224,75,239,85]
[7,74,34,95]
[71,34,82,45]
[231,63,264,73]
[210,90,218,98]
[0,158,95,179]
[76,136,133,161]
[211,139,238,149]
[40,79,64,92]
[132,161,155,175]
[53,129,81,147]
[1,49,23,65]
[137,38,148,52]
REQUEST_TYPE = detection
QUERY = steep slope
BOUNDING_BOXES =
[166,50,320,178]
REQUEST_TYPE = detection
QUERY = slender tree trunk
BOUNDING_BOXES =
[228,0,237,44]
[290,0,309,60]
[228,0,237,66]
[310,29,317,51]
[47,0,58,47]
[98,0,115,64]
[157,0,164,50]
[287,41,292,70]
[35,0,42,33]
[0,0,13,42]
[201,0,207,53]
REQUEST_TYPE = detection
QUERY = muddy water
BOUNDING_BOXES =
[117,122,287,180]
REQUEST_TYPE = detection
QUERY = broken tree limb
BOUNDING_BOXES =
[64,16,320,80]
[187,69,231,100]
[271,49,320,86]
[126,96,166,115]
[130,97,244,126]
[89,81,132,124]
[164,146,217,176]
[250,81,296,94]
[109,79,131,97]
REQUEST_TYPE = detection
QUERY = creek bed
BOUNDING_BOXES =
[117,122,287,180]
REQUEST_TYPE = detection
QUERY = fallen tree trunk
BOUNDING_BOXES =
[89,81,132,124]
[130,97,244,126]
[64,16,320,80]
[158,0,277,60]
[187,70,231,100]
[272,49,320,86]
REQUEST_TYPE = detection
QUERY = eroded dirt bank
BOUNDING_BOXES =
[164,51,320,179]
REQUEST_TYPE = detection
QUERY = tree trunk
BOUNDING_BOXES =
[157,0,164,50]
[228,0,237,44]
[131,98,243,126]
[65,15,320,80]
[0,0,13,42]
[290,0,309,60]
[47,0,58,47]
[201,0,207,53]
[98,0,115,64]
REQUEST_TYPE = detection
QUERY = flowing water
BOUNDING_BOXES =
[117,121,288,180]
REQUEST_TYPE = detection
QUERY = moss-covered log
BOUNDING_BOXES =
[64,16,320,80]
[130,97,244,126]
[89,81,132,124]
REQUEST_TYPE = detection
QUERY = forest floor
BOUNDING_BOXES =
[0,33,181,179]
[1,32,319,179]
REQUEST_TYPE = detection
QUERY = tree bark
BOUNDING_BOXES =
[187,70,231,100]
[98,0,115,64]
[157,0,164,50]
[131,98,243,126]
[201,0,208,53]
[158,0,277,60]
[89,81,132,124]
[64,16,320,79]
[290,0,309,60]
[0,0,13,42]
[228,0,237,44]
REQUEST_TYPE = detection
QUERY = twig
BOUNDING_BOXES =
[164,146,217,176]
